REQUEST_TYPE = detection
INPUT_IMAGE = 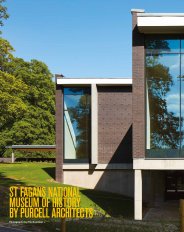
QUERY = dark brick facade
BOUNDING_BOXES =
[98,86,133,163]
[132,12,145,158]
[55,76,64,182]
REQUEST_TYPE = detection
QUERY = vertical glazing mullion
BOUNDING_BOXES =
[180,39,182,157]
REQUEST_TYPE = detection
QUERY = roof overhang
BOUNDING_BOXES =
[57,78,132,86]
[6,145,56,152]
[137,13,184,34]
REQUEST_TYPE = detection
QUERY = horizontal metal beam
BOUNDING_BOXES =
[6,145,56,150]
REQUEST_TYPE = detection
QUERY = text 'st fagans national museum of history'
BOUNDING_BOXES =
[55,9,184,220]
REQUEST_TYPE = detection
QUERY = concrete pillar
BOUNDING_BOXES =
[91,84,98,164]
[12,150,14,163]
[134,169,142,220]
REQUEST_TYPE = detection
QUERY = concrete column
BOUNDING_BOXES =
[91,84,98,164]
[134,169,142,220]
[12,150,14,163]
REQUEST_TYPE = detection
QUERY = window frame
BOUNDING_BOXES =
[63,86,91,163]
[145,35,184,158]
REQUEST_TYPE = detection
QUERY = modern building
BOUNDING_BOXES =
[55,9,184,220]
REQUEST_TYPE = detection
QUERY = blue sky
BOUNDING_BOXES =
[2,0,184,78]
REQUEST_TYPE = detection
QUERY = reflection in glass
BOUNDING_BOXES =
[146,38,180,54]
[181,54,184,153]
[146,38,181,158]
[181,40,184,53]
[64,88,91,162]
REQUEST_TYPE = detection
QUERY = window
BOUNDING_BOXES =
[63,87,91,162]
[146,37,184,157]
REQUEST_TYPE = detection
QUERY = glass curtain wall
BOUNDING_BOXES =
[63,87,91,162]
[146,37,184,158]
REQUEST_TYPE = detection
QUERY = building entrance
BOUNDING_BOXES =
[165,171,184,200]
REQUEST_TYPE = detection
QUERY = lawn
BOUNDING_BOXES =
[0,162,134,220]
[0,163,180,232]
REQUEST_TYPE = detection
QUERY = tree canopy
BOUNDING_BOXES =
[146,39,180,149]
[0,1,55,157]
[0,38,55,157]
[0,0,9,33]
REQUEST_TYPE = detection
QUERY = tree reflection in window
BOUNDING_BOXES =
[64,87,91,161]
[146,38,182,155]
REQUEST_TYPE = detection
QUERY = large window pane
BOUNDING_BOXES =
[146,39,180,54]
[64,87,91,162]
[181,40,184,53]
[181,54,184,155]
[146,53,180,157]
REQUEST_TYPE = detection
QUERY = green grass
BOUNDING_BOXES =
[0,162,134,220]
[0,163,180,232]
[0,162,57,187]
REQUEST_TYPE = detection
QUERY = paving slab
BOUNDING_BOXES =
[144,200,179,221]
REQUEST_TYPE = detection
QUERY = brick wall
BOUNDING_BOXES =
[132,12,145,158]
[98,86,132,163]
[55,82,64,182]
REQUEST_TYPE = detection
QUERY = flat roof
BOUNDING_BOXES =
[137,13,184,17]
[136,11,184,33]
[6,145,56,152]
[57,78,132,86]
[6,145,56,149]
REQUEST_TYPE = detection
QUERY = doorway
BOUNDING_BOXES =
[165,171,184,200]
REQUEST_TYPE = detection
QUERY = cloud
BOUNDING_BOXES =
[170,63,179,71]
[166,94,180,101]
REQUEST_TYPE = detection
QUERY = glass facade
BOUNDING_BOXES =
[146,37,184,157]
[63,87,91,162]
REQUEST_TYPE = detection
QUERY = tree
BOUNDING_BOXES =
[0,0,9,33]
[0,38,55,157]
[67,88,91,159]
[0,38,14,71]
[0,70,28,152]
[146,39,180,149]
[146,62,180,149]
[0,3,55,157]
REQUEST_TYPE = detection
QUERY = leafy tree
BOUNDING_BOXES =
[0,38,55,157]
[146,62,180,149]
[0,2,55,158]
[0,38,14,71]
[0,0,9,33]
[67,88,91,159]
[6,57,55,114]
[146,40,180,149]
[0,70,28,152]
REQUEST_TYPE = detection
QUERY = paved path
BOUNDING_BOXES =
[0,226,29,232]
[144,200,179,221]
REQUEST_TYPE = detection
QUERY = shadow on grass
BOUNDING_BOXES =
[80,189,134,218]
[42,167,55,179]
[0,172,25,219]
[0,162,25,164]
[0,171,54,221]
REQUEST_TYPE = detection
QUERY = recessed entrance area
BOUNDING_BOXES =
[143,170,181,221]
[165,171,184,200]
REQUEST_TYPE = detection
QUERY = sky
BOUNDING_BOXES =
[2,0,184,78]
